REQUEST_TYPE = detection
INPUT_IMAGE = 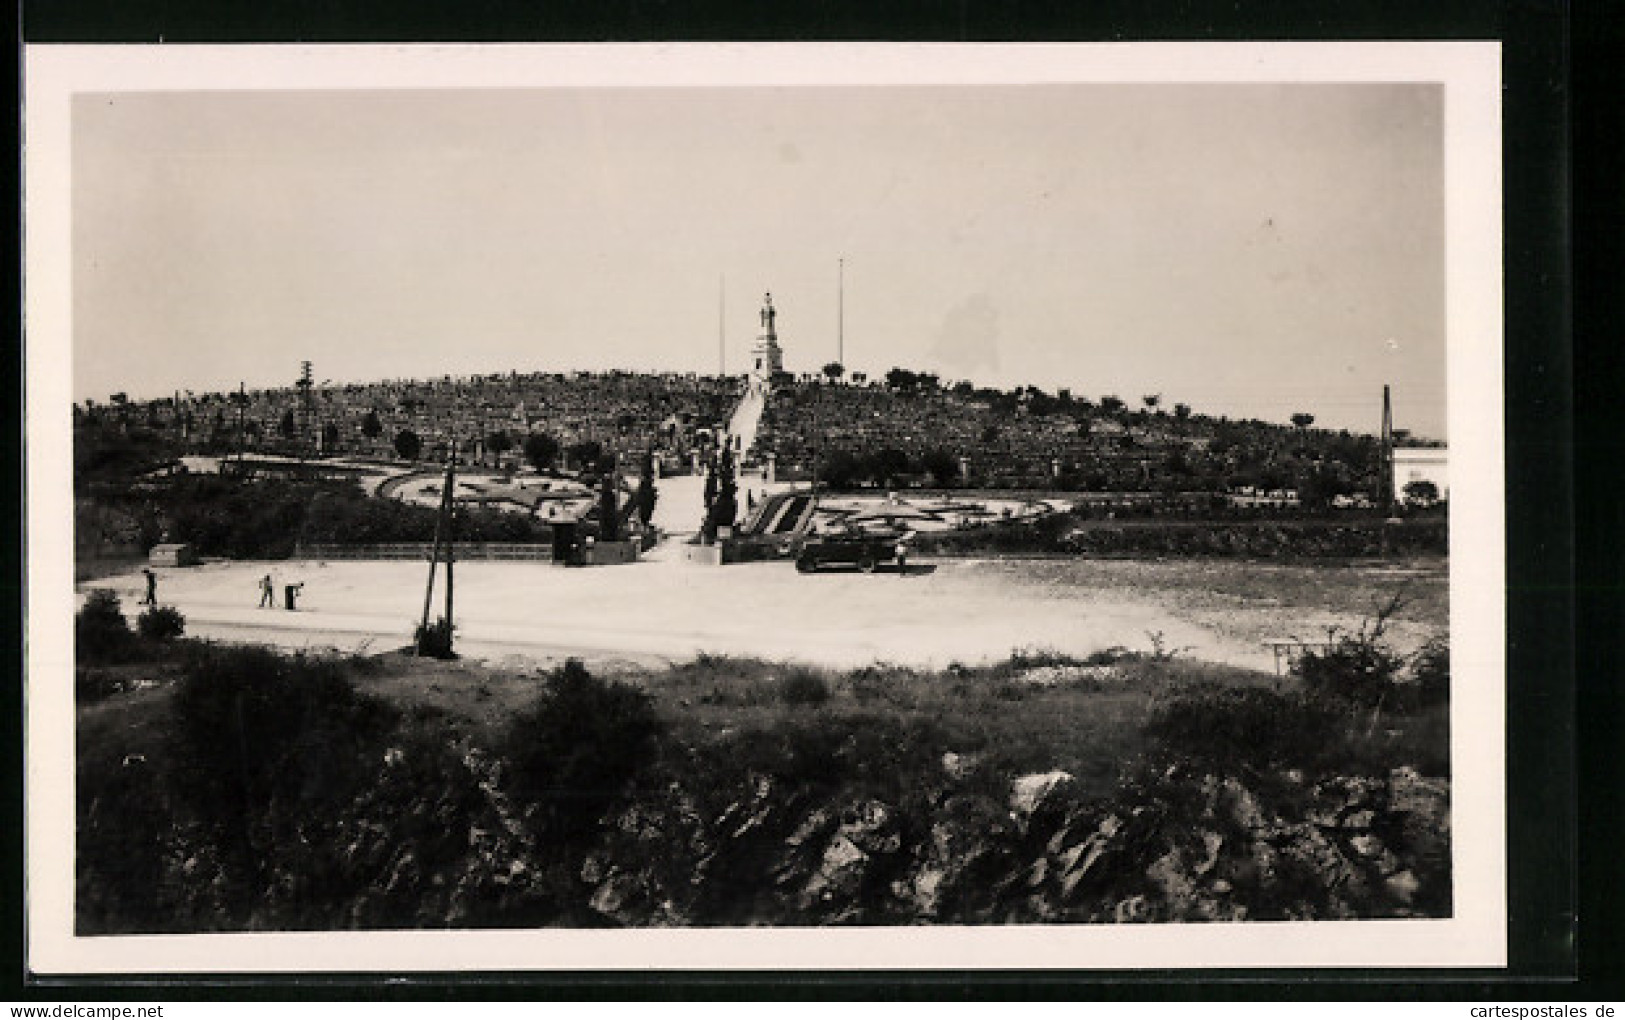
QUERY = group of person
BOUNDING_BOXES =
[139,570,306,610]
[259,573,304,610]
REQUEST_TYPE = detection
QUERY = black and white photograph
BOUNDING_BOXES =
[24,43,1506,973]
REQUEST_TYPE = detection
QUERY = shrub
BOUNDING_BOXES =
[780,668,831,707]
[1146,684,1350,775]
[1409,637,1450,709]
[501,659,665,847]
[169,645,396,866]
[75,590,131,664]
[414,616,456,659]
[1296,630,1406,709]
[136,604,186,641]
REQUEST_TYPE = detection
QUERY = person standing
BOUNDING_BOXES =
[258,573,275,608]
[140,568,157,606]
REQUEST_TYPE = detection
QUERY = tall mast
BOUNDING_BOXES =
[837,257,845,367]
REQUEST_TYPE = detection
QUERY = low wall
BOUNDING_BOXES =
[682,538,780,566]
[296,542,555,562]
[581,540,639,566]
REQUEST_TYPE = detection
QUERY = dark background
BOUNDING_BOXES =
[11,0,1598,1002]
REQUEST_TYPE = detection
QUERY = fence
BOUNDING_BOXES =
[295,542,555,562]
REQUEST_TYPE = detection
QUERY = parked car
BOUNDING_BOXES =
[793,526,910,573]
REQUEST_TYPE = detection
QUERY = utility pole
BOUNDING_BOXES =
[719,274,726,377]
[444,452,455,640]
[297,360,314,460]
[1381,384,1395,517]
[417,445,457,655]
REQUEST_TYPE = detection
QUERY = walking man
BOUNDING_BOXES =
[140,568,157,606]
[258,573,275,608]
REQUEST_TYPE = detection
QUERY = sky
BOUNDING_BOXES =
[72,83,1445,437]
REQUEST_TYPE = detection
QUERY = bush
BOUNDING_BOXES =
[169,645,397,866]
[1146,684,1350,775]
[75,590,131,664]
[136,604,186,641]
[1409,638,1450,709]
[779,668,831,707]
[501,659,665,847]
[414,616,456,659]
[1296,631,1406,709]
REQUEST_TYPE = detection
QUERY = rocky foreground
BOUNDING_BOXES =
[77,643,1451,932]
[566,761,1450,926]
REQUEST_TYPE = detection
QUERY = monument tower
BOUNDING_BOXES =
[751,292,784,382]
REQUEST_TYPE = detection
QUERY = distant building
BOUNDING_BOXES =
[149,543,200,567]
[1393,446,1449,503]
[751,292,784,382]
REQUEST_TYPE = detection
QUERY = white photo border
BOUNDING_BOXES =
[23,41,1505,974]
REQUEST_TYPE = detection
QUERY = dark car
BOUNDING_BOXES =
[794,527,910,573]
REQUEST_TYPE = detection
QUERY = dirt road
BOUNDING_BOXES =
[82,552,1447,672]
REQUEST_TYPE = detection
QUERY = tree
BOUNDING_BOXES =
[566,440,603,472]
[885,367,917,392]
[872,447,911,487]
[822,361,845,384]
[1403,479,1441,506]
[278,409,296,440]
[1174,402,1192,421]
[818,449,861,490]
[635,452,659,527]
[321,422,340,451]
[1291,412,1316,430]
[361,410,383,439]
[1100,394,1126,416]
[703,449,737,541]
[1142,394,1162,412]
[393,429,422,461]
[921,448,960,488]
[851,372,867,386]
[524,431,559,472]
[703,458,719,510]
[485,429,513,466]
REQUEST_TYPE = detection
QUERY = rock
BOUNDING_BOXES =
[1389,768,1451,842]
[1346,833,1385,859]
[1307,776,1384,828]
[1194,831,1224,876]
[1343,809,1377,830]
[1218,778,1270,833]
[1146,849,1197,909]
[1010,771,1075,827]
[837,799,901,857]
[941,751,976,782]
[901,866,947,917]
[1384,869,1421,906]
[784,807,835,849]
[1056,820,1123,903]
[799,835,869,909]
[1027,855,1050,888]
[1113,895,1152,923]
